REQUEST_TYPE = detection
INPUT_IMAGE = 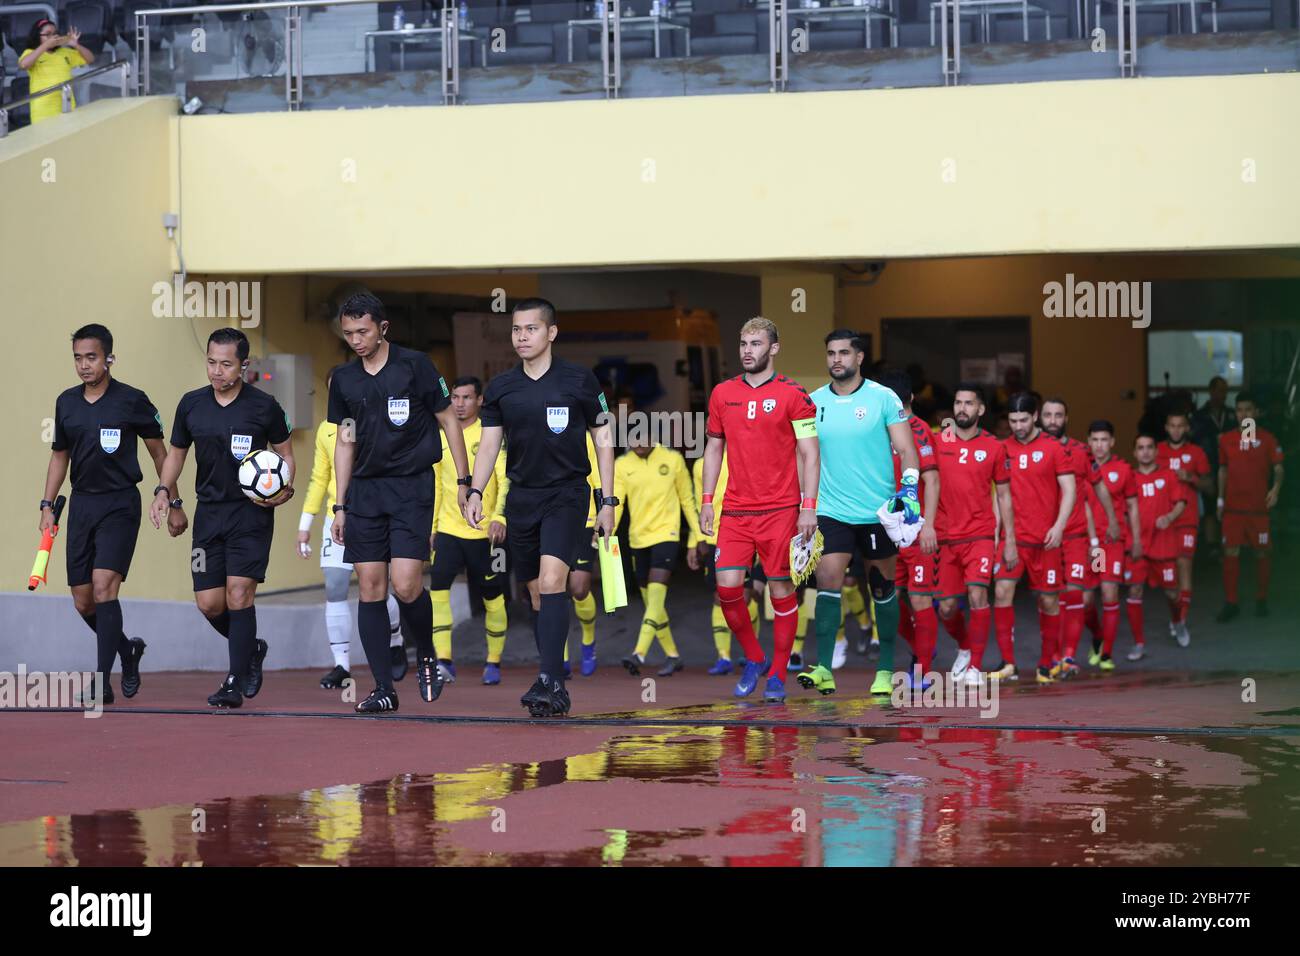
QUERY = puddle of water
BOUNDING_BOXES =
[2,726,1296,866]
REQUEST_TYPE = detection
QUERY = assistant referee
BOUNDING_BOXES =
[464,298,615,718]
[329,292,470,714]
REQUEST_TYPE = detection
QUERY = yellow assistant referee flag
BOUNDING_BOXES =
[597,534,629,613]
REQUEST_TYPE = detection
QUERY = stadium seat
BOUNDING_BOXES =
[120,0,166,50]
[65,0,112,56]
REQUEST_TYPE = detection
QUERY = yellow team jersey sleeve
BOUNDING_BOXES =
[486,447,508,528]
[612,454,630,530]
[585,433,600,527]
[433,419,500,540]
[675,452,702,544]
[690,453,727,546]
[302,421,336,516]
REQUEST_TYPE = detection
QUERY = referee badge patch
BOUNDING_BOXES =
[387,398,410,426]
[546,406,569,434]
[99,428,121,453]
[230,434,252,461]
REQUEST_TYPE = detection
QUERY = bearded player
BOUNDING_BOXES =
[1157,410,1211,643]
[699,317,819,703]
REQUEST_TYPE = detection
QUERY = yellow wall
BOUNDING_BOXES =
[173,73,1300,273]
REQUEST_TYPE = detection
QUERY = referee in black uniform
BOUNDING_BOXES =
[328,292,470,714]
[465,298,616,717]
[151,328,296,708]
[40,324,175,704]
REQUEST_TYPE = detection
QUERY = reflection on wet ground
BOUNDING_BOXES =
[4,724,1297,866]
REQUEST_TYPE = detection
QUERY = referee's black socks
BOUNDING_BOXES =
[204,609,231,638]
[93,600,124,682]
[227,607,257,681]
[397,591,436,663]
[358,599,395,691]
[538,592,569,682]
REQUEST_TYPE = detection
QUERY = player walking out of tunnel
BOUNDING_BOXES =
[297,364,405,691]
[1158,410,1212,645]
[614,433,700,678]
[933,384,1013,685]
[1083,420,1141,670]
[1124,434,1186,662]
[799,335,919,698]
[1041,398,1119,678]
[700,317,820,704]
[429,376,510,686]
[151,328,296,708]
[876,369,941,683]
[1215,392,1284,623]
[328,293,470,714]
[465,298,616,718]
[992,392,1076,684]
[565,432,603,678]
[42,324,173,705]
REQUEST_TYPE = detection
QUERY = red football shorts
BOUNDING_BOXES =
[1174,525,1198,559]
[994,544,1064,593]
[897,542,939,594]
[938,538,995,598]
[1062,536,1092,589]
[1222,513,1270,550]
[716,508,798,581]
[1084,540,1128,587]
[1125,556,1176,589]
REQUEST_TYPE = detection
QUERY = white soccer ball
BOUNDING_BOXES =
[238,449,291,502]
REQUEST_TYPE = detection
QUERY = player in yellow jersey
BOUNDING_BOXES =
[688,452,759,675]
[567,432,603,677]
[297,365,403,689]
[429,377,511,686]
[613,435,701,677]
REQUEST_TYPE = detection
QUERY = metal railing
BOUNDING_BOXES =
[0,59,131,138]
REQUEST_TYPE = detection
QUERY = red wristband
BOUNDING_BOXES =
[801,497,817,511]
[701,494,714,505]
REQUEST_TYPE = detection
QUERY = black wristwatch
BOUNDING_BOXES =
[457,475,473,487]
[466,488,483,501]
[152,484,169,498]
[332,504,346,514]
[600,496,619,508]
[39,499,53,512]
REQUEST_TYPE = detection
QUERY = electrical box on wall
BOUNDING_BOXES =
[245,354,314,431]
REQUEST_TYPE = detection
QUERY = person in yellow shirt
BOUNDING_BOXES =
[19,20,94,125]
[428,377,510,686]
[613,436,700,677]
[687,452,763,675]
[297,365,403,689]
[567,432,603,677]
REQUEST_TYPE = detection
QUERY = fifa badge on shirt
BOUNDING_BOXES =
[99,428,121,453]
[762,398,776,414]
[546,406,569,434]
[230,434,253,461]
[387,398,410,426]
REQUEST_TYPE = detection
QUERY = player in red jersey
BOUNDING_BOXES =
[1157,410,1212,644]
[700,317,820,702]
[1040,398,1120,678]
[992,392,1076,684]
[1082,420,1141,670]
[877,370,941,681]
[934,384,1014,685]
[1215,392,1285,622]
[1123,434,1185,662]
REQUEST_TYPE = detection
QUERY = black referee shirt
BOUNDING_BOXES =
[52,378,164,493]
[170,384,291,503]
[326,345,452,478]
[481,357,606,489]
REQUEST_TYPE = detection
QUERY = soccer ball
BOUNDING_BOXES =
[238,449,291,502]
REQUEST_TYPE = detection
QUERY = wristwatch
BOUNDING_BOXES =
[168,497,184,509]
[600,496,619,508]
[39,499,53,511]
[466,488,483,501]
[332,504,346,514]
[152,484,169,498]
[457,475,473,487]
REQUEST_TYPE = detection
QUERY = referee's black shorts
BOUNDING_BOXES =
[818,514,898,560]
[631,540,679,588]
[66,488,142,587]
[191,500,274,591]
[572,526,598,575]
[343,474,435,565]
[504,483,589,583]
[429,531,504,599]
